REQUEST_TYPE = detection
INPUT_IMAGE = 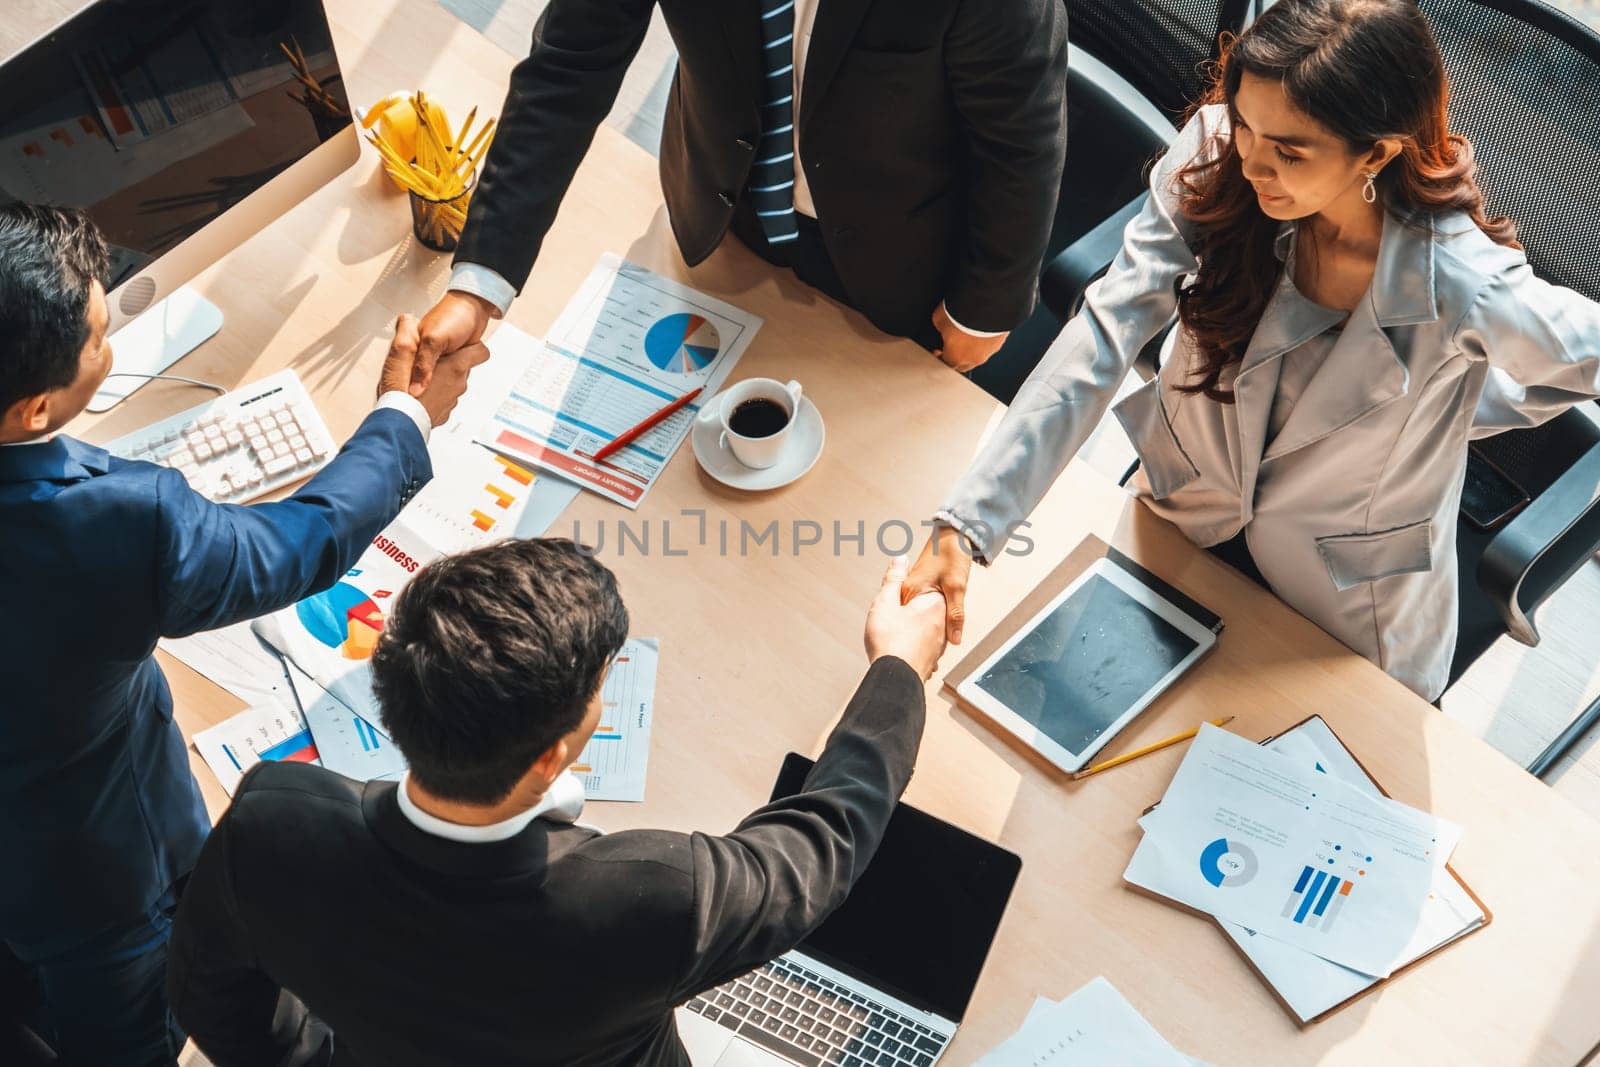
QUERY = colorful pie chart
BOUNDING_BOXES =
[295,581,385,661]
[643,312,721,373]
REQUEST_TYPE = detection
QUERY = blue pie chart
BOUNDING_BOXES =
[643,313,721,373]
[1199,837,1260,887]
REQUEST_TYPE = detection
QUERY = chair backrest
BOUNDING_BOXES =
[1418,0,1600,302]
[1068,0,1253,125]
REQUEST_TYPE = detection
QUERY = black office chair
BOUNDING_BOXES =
[969,0,1250,402]
[1419,0,1600,778]
[1044,0,1600,780]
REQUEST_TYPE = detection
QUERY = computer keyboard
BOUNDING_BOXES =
[105,369,337,503]
[684,956,948,1066]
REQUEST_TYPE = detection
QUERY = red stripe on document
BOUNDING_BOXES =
[494,429,644,504]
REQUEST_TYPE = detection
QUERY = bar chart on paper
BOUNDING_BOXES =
[294,664,407,783]
[570,637,658,802]
[193,704,321,796]
[404,441,542,551]
[1281,846,1371,932]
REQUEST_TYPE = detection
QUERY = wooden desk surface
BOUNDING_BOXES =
[39,0,1600,1063]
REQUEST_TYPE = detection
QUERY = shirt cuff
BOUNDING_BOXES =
[932,509,994,565]
[374,391,433,443]
[449,263,515,318]
[940,301,1007,339]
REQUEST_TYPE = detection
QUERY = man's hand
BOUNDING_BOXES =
[865,555,949,681]
[901,526,975,646]
[379,313,426,398]
[410,291,496,397]
[415,343,492,428]
[931,303,1008,373]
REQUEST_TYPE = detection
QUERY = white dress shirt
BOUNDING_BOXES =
[395,769,588,842]
[449,0,1003,339]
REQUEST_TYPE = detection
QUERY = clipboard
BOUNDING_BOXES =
[1125,721,1493,1025]
[941,534,1222,760]
[942,535,1491,1025]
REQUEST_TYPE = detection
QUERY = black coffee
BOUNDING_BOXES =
[728,398,791,438]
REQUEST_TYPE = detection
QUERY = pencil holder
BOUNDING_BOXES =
[409,172,474,253]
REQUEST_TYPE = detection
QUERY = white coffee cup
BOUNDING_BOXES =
[698,378,803,469]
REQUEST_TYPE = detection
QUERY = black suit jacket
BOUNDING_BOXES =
[454,0,1068,338]
[168,656,927,1066]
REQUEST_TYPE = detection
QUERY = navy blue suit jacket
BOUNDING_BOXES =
[0,408,430,948]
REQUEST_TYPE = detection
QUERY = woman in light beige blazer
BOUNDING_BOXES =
[905,0,1600,702]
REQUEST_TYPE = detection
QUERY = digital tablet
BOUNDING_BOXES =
[954,551,1222,773]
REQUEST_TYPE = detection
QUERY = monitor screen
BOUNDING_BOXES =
[971,570,1200,756]
[0,0,351,289]
[772,753,1021,1023]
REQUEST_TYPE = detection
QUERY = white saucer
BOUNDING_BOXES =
[692,397,825,491]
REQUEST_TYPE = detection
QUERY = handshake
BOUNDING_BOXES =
[376,291,502,426]
[381,290,963,685]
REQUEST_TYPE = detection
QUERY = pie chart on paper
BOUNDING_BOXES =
[643,312,722,373]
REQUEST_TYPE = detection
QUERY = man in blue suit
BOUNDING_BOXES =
[0,203,487,1065]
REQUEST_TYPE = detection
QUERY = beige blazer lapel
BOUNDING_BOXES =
[1263,212,1439,462]
[1229,226,1341,518]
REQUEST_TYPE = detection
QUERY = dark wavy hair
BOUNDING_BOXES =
[1172,0,1519,402]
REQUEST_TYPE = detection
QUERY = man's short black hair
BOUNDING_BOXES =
[0,203,110,414]
[371,539,630,805]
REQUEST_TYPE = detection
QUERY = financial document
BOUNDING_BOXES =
[252,518,437,724]
[573,638,658,802]
[193,702,320,796]
[407,336,580,549]
[975,977,1195,1066]
[1212,717,1486,1021]
[475,256,761,508]
[162,621,296,711]
[285,661,405,783]
[1124,725,1461,978]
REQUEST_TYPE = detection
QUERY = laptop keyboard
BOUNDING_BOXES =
[684,957,948,1066]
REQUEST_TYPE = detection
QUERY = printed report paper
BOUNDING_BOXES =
[1124,724,1461,978]
[574,638,658,802]
[284,660,405,783]
[193,702,321,796]
[1213,717,1486,1021]
[975,977,1190,1066]
[475,255,761,508]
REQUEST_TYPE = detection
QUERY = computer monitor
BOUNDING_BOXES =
[0,0,359,408]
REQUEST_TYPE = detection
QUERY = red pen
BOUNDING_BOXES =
[592,387,703,463]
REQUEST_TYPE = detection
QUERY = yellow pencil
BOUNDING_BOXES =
[1071,716,1235,780]
[454,106,478,159]
[456,117,495,170]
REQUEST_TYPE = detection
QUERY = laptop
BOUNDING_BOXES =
[676,753,1022,1066]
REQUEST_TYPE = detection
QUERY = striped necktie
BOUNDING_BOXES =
[752,0,799,244]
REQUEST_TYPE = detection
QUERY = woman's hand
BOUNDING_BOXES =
[901,526,976,645]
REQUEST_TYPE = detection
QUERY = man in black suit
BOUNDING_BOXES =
[167,540,948,1066]
[404,0,1068,381]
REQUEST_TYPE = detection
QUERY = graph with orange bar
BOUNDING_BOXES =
[567,637,658,802]
[404,440,540,551]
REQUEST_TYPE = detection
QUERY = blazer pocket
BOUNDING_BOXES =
[1316,519,1434,592]
[1111,376,1200,499]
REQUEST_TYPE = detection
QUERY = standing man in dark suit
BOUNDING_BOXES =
[0,203,485,1065]
[167,541,947,1066]
[405,0,1068,381]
